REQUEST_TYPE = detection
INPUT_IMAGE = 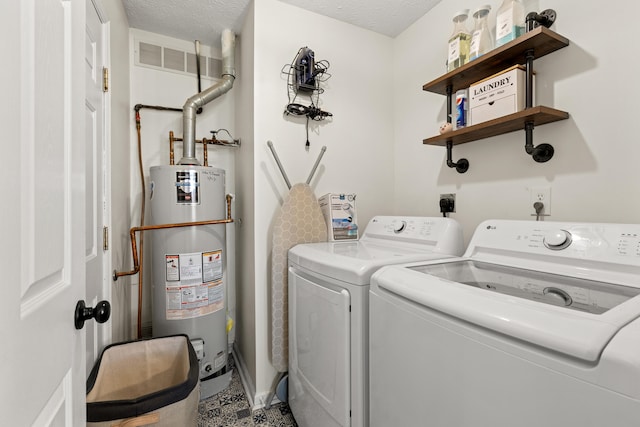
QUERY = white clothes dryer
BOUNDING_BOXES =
[370,219,640,427]
[287,216,464,427]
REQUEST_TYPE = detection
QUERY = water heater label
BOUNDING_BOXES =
[165,255,180,281]
[179,252,203,284]
[175,171,200,204]
[202,250,223,282]
[164,250,224,320]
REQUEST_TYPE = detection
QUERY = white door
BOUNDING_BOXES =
[85,0,110,375]
[0,0,88,425]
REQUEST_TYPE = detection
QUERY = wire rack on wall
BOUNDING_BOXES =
[281,47,332,149]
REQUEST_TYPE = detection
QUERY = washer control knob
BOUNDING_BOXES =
[393,221,407,234]
[543,287,573,306]
[543,229,572,250]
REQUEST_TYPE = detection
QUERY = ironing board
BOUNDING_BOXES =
[267,141,327,375]
[270,182,327,372]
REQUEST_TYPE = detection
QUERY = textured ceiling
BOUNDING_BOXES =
[121,0,442,46]
[278,0,442,37]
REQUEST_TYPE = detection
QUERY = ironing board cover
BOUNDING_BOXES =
[271,183,327,372]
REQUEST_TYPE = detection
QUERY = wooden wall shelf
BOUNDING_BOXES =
[423,106,569,146]
[423,27,570,96]
[421,26,570,171]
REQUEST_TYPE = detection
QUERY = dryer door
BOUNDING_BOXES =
[288,267,350,427]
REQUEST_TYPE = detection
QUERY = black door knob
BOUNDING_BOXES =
[74,300,111,330]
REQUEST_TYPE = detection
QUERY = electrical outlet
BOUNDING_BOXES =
[530,187,551,215]
[439,193,456,214]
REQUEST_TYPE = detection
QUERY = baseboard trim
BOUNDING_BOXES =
[232,345,283,410]
[232,344,256,408]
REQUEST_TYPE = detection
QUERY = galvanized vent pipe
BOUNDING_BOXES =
[179,29,236,165]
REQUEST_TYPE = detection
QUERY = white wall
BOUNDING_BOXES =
[240,0,395,404]
[234,0,258,401]
[127,29,238,339]
[102,0,132,344]
[393,0,640,244]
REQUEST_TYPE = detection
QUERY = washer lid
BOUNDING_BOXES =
[373,261,640,362]
[289,241,457,285]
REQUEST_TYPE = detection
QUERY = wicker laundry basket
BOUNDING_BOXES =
[86,334,199,426]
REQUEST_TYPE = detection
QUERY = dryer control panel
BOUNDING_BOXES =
[362,216,464,256]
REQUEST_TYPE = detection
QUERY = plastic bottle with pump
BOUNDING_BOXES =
[495,0,525,47]
[447,10,471,72]
[469,5,493,61]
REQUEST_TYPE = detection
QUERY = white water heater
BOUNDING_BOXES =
[149,165,231,399]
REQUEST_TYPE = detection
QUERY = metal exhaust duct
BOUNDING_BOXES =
[179,29,236,165]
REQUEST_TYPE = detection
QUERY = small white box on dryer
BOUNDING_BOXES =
[469,65,534,126]
[318,193,358,241]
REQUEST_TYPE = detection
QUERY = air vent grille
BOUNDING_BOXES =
[163,47,184,71]
[209,57,222,79]
[139,42,161,67]
[136,40,222,80]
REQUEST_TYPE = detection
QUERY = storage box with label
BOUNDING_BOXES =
[318,193,358,241]
[469,65,534,126]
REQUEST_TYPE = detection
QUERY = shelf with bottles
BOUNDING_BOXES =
[423,26,569,96]
[423,21,569,173]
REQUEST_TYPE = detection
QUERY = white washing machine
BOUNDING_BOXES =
[287,216,464,427]
[370,219,640,427]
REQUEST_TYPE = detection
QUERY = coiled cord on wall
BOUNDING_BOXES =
[284,103,332,149]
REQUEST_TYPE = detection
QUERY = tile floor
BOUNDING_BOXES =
[197,356,298,427]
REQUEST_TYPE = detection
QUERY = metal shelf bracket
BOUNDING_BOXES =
[524,48,554,163]
[445,85,469,173]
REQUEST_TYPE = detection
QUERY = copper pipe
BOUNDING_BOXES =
[114,194,233,280]
[113,195,234,337]
[169,131,175,166]
[136,110,146,339]
[225,194,232,219]
[169,135,239,168]
[203,137,209,166]
[128,105,181,339]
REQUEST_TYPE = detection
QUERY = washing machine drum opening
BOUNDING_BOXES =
[410,260,640,314]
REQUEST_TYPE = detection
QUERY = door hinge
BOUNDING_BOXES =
[102,67,109,92]
[103,226,109,251]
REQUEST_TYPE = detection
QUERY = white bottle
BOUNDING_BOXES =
[447,10,471,72]
[470,5,493,60]
[495,0,525,47]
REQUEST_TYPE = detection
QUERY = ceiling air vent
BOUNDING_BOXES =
[208,57,222,79]
[139,42,161,67]
[163,47,184,72]
[135,39,221,80]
